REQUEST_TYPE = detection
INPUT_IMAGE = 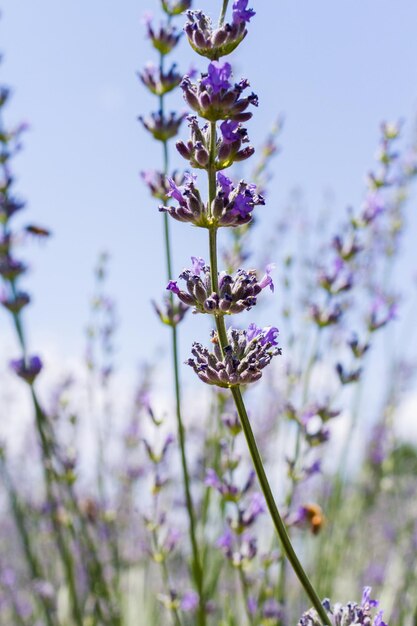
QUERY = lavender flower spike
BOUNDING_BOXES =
[167,260,274,314]
[187,325,281,388]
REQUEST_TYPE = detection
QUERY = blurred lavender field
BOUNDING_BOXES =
[1,1,417,625]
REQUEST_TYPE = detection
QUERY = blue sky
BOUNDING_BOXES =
[1,0,417,375]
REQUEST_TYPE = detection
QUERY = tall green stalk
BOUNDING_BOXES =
[206,121,331,626]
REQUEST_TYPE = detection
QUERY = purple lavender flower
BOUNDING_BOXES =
[141,169,185,202]
[205,468,239,501]
[298,587,387,626]
[217,171,233,196]
[361,587,379,609]
[176,116,253,170]
[247,323,279,346]
[152,295,189,326]
[187,325,281,387]
[220,120,240,143]
[239,492,266,527]
[258,263,275,292]
[303,459,322,478]
[167,280,180,295]
[232,0,256,24]
[9,355,43,385]
[201,61,232,94]
[262,598,282,620]
[160,172,264,227]
[191,256,205,275]
[167,260,274,314]
[167,177,186,204]
[212,174,264,225]
[181,67,258,122]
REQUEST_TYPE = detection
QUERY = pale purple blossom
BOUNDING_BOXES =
[201,61,232,94]
[232,0,256,24]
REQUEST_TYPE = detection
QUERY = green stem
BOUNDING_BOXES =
[280,328,322,604]
[218,0,230,26]
[206,120,331,626]
[230,386,331,626]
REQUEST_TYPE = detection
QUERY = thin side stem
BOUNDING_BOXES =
[159,52,205,625]
[151,528,183,626]
[172,323,205,615]
[30,389,84,626]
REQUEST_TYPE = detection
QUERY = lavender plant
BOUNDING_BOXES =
[1,2,417,626]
